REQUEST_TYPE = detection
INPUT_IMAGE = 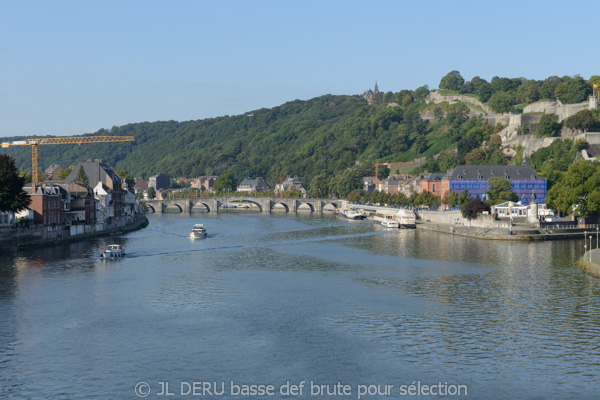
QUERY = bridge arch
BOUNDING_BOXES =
[190,201,211,213]
[297,202,314,212]
[323,202,338,211]
[145,203,156,213]
[222,198,263,212]
[163,203,184,213]
[271,201,290,213]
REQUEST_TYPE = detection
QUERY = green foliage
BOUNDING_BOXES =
[564,110,598,132]
[439,70,465,91]
[0,154,30,213]
[546,161,600,216]
[488,92,515,114]
[56,168,72,180]
[529,139,579,174]
[75,165,90,187]
[335,167,363,198]
[347,190,362,202]
[214,173,235,194]
[309,174,329,198]
[116,169,135,188]
[147,187,156,200]
[486,177,518,205]
[536,114,561,137]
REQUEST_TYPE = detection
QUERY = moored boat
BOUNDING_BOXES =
[396,209,416,228]
[380,216,399,228]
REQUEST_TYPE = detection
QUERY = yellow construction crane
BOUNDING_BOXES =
[1,135,135,184]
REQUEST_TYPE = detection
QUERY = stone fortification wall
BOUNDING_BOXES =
[523,99,592,122]
[426,91,491,113]
[417,210,500,228]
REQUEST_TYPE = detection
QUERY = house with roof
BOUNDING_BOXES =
[64,160,127,227]
[421,172,445,196]
[148,173,169,190]
[275,176,307,197]
[45,164,63,180]
[237,177,270,193]
[442,164,546,205]
[23,184,62,227]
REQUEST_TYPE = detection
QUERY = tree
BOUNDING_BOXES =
[377,165,390,181]
[488,92,515,114]
[439,70,465,91]
[464,196,490,220]
[336,168,362,198]
[564,110,597,133]
[309,174,329,198]
[486,177,518,205]
[347,190,361,202]
[75,165,90,187]
[214,173,235,194]
[458,189,473,217]
[56,168,72,181]
[413,135,429,154]
[147,187,156,200]
[0,154,30,213]
[536,114,561,137]
[442,190,460,207]
[116,169,135,189]
[465,148,486,165]
[546,161,600,216]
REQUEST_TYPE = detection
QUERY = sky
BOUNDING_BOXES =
[0,0,597,138]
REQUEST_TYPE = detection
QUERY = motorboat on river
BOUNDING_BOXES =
[102,244,125,258]
[189,224,208,239]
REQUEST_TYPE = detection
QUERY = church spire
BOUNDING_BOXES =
[374,81,379,93]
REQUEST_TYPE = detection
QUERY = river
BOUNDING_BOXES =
[1,212,599,399]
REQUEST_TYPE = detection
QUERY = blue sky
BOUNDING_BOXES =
[0,0,597,137]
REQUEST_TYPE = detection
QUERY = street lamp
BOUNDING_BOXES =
[590,235,593,262]
[596,226,598,249]
[508,201,514,234]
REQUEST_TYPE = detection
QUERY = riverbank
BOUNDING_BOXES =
[577,249,600,278]
[416,220,591,241]
[0,215,149,253]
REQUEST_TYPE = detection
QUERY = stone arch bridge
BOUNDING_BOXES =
[144,196,342,214]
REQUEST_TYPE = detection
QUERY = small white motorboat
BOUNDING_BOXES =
[188,223,207,239]
[381,216,399,228]
[102,244,125,258]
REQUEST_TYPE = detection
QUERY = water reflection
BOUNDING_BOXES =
[0,213,599,398]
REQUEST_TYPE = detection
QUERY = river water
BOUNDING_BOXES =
[1,212,599,399]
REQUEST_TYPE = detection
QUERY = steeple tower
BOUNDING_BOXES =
[374,81,379,94]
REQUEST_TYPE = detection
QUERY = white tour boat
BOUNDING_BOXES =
[380,216,399,228]
[188,223,208,239]
[396,209,416,228]
[102,244,125,258]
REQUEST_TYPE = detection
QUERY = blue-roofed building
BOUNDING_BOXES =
[442,164,546,205]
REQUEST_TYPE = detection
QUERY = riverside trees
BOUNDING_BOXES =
[0,154,30,213]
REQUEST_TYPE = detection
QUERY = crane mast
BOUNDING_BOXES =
[1,135,135,184]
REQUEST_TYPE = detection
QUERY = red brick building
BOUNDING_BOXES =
[26,184,62,226]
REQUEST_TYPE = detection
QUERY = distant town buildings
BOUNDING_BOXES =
[45,164,63,180]
[442,164,546,205]
[149,173,169,190]
[238,177,270,193]
[275,176,307,197]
